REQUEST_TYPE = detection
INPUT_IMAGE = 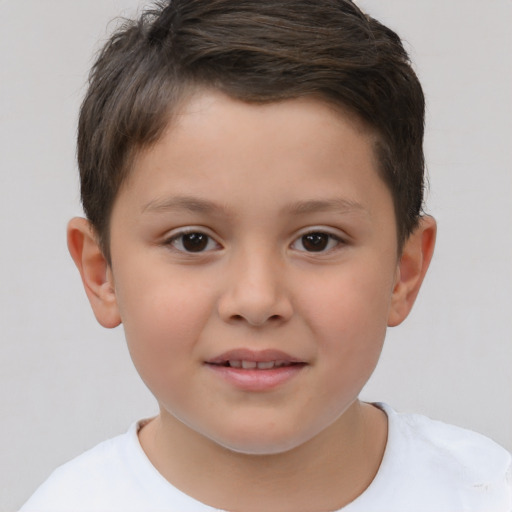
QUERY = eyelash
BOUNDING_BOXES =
[291,231,344,253]
[164,229,345,254]
[164,230,221,253]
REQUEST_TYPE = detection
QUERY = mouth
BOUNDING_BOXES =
[205,349,306,370]
[208,360,303,370]
[204,349,307,390]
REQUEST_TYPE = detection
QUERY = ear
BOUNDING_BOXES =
[387,215,436,327]
[67,217,121,328]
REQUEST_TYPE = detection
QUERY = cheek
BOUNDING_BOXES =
[301,265,393,338]
[114,269,216,385]
[297,263,394,382]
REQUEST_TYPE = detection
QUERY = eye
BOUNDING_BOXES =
[166,231,220,253]
[291,231,342,253]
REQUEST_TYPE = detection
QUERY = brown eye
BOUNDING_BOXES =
[301,233,330,252]
[182,233,208,252]
[291,231,342,253]
[168,232,219,253]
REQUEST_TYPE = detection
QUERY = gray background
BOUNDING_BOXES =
[1,0,511,509]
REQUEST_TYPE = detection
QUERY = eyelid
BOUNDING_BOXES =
[290,227,348,253]
[163,226,223,253]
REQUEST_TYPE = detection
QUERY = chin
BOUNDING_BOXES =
[220,440,303,457]
[206,425,317,457]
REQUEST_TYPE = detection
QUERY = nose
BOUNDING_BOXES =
[217,249,293,327]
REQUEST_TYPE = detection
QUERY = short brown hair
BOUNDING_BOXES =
[78,0,425,261]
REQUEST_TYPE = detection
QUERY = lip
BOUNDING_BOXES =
[205,349,307,392]
[206,348,303,365]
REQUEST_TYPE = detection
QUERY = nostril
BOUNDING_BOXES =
[218,289,293,326]
[228,312,282,326]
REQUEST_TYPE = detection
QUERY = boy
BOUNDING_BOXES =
[21,0,511,510]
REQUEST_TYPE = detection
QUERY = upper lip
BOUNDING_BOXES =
[206,348,304,365]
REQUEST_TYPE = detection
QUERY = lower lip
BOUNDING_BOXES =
[205,364,306,392]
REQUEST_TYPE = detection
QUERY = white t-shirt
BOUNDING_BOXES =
[20,404,512,512]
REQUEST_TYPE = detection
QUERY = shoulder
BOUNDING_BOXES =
[20,426,137,511]
[20,421,216,512]
[384,403,511,474]
[366,403,512,511]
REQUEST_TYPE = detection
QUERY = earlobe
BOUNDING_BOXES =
[67,217,121,328]
[387,215,436,327]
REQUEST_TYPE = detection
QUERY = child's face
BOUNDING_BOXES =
[105,91,403,454]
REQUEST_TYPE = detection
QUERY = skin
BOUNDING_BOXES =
[68,91,436,511]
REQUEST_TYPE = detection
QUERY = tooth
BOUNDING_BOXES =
[257,361,275,370]
[241,360,257,369]
[275,360,287,368]
[229,360,242,368]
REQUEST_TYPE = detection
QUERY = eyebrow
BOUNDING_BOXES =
[286,198,367,216]
[141,195,367,218]
[141,195,229,216]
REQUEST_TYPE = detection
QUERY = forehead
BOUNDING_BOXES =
[167,90,377,152]
[116,91,391,224]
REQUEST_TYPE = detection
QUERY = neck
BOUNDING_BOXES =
[139,400,387,512]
